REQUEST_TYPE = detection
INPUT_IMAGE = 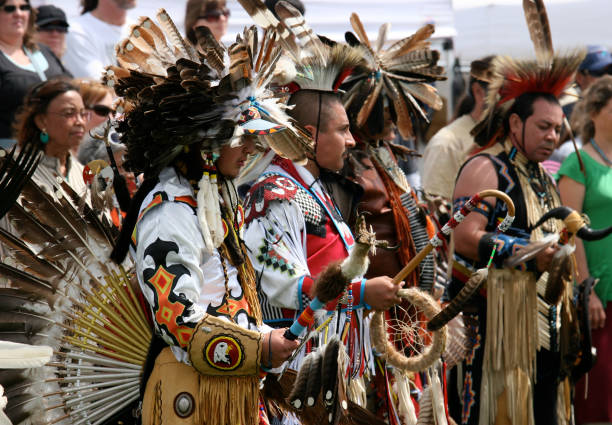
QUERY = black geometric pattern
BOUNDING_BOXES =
[294,189,326,238]
[256,243,296,276]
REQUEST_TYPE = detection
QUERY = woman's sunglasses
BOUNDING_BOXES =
[89,104,115,117]
[201,8,230,22]
[2,4,31,13]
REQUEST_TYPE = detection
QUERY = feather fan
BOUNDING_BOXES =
[0,154,151,425]
[342,14,444,140]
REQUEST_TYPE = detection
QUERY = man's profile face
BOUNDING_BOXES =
[313,101,355,171]
[511,98,563,163]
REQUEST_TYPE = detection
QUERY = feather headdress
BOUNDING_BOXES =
[472,0,586,146]
[237,0,368,165]
[342,13,446,139]
[105,9,302,176]
[106,9,314,258]
[238,0,367,94]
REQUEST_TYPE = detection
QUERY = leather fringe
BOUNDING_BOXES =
[197,375,261,425]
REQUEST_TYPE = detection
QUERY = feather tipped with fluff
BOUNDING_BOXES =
[287,352,313,410]
[320,336,340,410]
[275,1,326,60]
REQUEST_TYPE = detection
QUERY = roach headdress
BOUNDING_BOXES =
[472,0,585,146]
[237,0,367,163]
[341,13,446,140]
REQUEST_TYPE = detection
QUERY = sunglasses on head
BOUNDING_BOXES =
[89,104,115,117]
[2,4,31,13]
[201,8,230,22]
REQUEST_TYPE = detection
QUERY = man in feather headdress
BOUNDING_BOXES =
[333,15,449,421]
[106,12,302,425]
[447,2,585,423]
[239,7,404,419]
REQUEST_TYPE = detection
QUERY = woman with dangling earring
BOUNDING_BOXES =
[558,75,612,425]
[12,77,88,195]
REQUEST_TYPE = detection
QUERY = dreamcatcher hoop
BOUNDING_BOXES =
[370,189,515,371]
[370,288,446,372]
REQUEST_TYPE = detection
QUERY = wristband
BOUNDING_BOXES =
[478,232,530,268]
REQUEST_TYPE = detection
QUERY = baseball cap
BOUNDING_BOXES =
[579,45,612,74]
[36,5,69,32]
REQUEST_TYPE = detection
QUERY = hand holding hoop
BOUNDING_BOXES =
[370,189,515,372]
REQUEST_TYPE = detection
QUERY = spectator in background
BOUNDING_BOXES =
[550,45,612,166]
[35,5,69,59]
[13,78,88,195]
[557,76,612,425]
[75,78,115,163]
[184,0,229,44]
[421,55,494,202]
[0,0,71,149]
[63,0,136,79]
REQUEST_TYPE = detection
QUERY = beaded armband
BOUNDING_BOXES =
[453,196,493,219]
[478,232,534,270]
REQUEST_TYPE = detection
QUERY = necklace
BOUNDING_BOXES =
[590,138,612,166]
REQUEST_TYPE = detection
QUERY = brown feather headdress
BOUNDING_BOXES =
[472,0,586,146]
[341,13,446,140]
[105,9,306,177]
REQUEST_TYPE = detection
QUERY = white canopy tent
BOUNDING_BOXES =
[454,0,612,63]
[32,0,610,114]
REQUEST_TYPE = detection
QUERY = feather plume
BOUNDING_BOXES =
[320,336,340,413]
[472,2,586,146]
[156,8,197,61]
[522,0,553,63]
[350,13,371,49]
[304,350,323,407]
[427,269,488,332]
[342,19,443,140]
[237,0,301,62]
[275,1,326,60]
[287,352,313,409]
